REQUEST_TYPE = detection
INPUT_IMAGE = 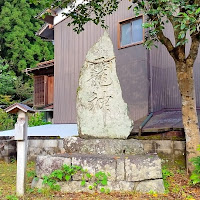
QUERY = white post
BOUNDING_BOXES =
[15,111,28,196]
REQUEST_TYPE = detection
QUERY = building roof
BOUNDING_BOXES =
[36,8,56,24]
[25,60,54,74]
[5,103,35,114]
[132,109,200,134]
[0,124,78,138]
[36,23,54,40]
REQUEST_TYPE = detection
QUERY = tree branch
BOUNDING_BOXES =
[157,29,176,60]
[186,32,200,65]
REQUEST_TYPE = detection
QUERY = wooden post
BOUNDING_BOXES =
[15,111,28,196]
[5,103,35,197]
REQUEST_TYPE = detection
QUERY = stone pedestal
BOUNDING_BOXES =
[33,153,165,193]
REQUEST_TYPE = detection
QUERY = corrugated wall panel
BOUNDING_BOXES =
[54,1,149,123]
[150,22,200,112]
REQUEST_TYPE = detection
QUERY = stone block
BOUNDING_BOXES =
[28,140,43,148]
[43,140,59,148]
[36,155,71,178]
[154,140,173,154]
[60,181,92,193]
[125,154,162,182]
[135,179,165,193]
[64,137,144,155]
[140,140,155,153]
[31,178,43,189]
[116,158,124,181]
[174,141,186,150]
[72,154,116,181]
[58,140,63,149]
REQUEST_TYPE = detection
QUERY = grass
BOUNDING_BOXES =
[0,160,200,199]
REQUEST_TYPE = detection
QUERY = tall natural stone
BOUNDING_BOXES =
[77,32,133,139]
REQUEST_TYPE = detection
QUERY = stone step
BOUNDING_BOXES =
[33,153,165,193]
[63,137,144,155]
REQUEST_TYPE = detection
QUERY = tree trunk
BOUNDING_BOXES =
[176,61,200,173]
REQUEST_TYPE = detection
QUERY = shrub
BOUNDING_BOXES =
[28,112,51,127]
[0,108,14,131]
[190,146,200,185]
[162,166,174,193]
[42,164,110,193]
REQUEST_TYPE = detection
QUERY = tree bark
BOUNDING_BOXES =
[176,61,200,173]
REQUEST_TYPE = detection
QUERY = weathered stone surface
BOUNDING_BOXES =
[32,179,135,192]
[33,153,164,193]
[63,137,144,155]
[125,154,162,181]
[135,179,165,193]
[116,159,125,181]
[36,155,71,178]
[72,154,116,181]
[32,179,165,193]
[77,32,133,139]
[60,181,92,193]
[31,178,43,189]
[0,140,16,162]
[154,140,173,155]
[27,139,63,161]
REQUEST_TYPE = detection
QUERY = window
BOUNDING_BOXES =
[118,16,144,49]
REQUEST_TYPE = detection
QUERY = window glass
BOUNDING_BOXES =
[120,17,143,47]
[121,22,132,46]
[132,18,143,43]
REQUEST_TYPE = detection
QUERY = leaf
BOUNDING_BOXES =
[86,173,92,179]
[181,23,185,30]
[101,179,108,186]
[81,180,86,186]
[88,185,93,190]
[57,173,63,181]
[65,175,71,181]
[196,7,200,14]
[100,187,105,193]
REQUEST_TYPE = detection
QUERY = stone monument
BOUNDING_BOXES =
[32,33,165,194]
[77,32,133,139]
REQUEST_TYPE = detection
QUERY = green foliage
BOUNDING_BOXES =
[27,170,36,179]
[130,0,200,49]
[148,190,157,195]
[0,0,54,74]
[0,59,33,104]
[42,164,110,193]
[0,60,16,96]
[0,0,53,105]
[0,109,14,131]
[190,146,200,185]
[31,0,121,33]
[5,195,18,200]
[162,166,174,193]
[28,112,51,127]
[38,0,200,50]
[14,77,33,101]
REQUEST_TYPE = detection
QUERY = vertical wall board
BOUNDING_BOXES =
[150,22,200,112]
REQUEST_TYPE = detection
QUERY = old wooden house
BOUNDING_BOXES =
[26,60,54,122]
[34,1,200,135]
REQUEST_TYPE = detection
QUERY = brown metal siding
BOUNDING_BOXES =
[150,22,200,112]
[54,1,149,124]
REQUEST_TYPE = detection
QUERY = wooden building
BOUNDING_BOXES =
[26,60,54,122]
[36,1,200,134]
